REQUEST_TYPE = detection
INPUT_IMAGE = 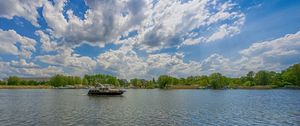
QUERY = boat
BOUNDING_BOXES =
[88,84,126,96]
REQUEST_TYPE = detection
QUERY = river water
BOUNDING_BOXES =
[0,89,299,126]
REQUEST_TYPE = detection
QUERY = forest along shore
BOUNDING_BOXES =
[0,85,51,89]
[0,85,300,89]
[0,63,299,90]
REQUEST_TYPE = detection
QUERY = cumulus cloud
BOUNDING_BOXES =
[0,0,42,26]
[200,53,233,75]
[240,31,300,57]
[35,30,57,52]
[0,0,245,56]
[97,45,201,79]
[38,0,244,51]
[97,30,300,79]
[147,53,202,77]
[97,45,148,79]
[195,31,300,77]
[11,59,38,68]
[238,31,300,72]
[42,0,139,47]
[0,61,63,79]
[36,48,97,75]
[3,0,298,80]
[0,29,36,58]
[139,0,245,49]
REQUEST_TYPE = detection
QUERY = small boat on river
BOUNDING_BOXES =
[88,84,126,96]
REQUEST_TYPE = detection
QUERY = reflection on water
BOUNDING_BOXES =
[0,89,300,125]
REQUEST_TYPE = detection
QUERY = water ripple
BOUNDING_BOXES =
[0,89,300,125]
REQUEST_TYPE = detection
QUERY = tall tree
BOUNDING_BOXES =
[157,75,171,88]
[282,63,300,86]
[255,71,270,85]
[209,73,226,89]
[7,76,21,85]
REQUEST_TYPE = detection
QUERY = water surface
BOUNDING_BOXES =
[0,89,299,125]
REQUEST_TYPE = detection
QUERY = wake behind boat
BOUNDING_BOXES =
[88,84,126,96]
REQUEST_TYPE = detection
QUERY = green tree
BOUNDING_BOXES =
[118,79,129,87]
[255,70,271,85]
[130,78,142,88]
[179,78,186,85]
[28,80,38,85]
[7,76,21,85]
[50,75,67,87]
[209,73,226,89]
[0,80,6,85]
[74,76,82,85]
[246,71,255,81]
[282,63,300,86]
[157,75,171,88]
[82,78,89,85]
[145,80,154,89]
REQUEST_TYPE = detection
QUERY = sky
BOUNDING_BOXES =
[0,0,300,80]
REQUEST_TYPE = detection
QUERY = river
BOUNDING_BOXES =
[0,89,299,126]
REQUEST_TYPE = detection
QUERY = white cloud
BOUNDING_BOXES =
[3,0,298,80]
[35,30,57,52]
[20,66,64,77]
[97,45,148,79]
[197,31,300,77]
[0,29,36,58]
[206,24,241,42]
[198,31,300,76]
[42,0,68,36]
[42,0,134,47]
[0,61,63,79]
[11,59,38,68]
[147,53,202,77]
[38,0,244,50]
[240,31,300,57]
[138,0,245,48]
[200,53,232,74]
[0,0,42,26]
[97,45,202,79]
[2,28,299,79]
[0,61,16,78]
[36,48,97,76]
[237,31,300,72]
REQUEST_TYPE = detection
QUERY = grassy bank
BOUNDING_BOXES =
[281,85,300,89]
[1,85,299,90]
[166,85,205,89]
[0,85,91,89]
[166,85,281,89]
[0,85,51,89]
[237,85,277,89]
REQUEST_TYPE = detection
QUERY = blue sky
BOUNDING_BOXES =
[0,0,299,79]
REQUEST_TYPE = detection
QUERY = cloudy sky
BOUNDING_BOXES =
[0,0,299,79]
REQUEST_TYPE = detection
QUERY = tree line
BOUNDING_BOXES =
[0,63,299,89]
[156,63,300,89]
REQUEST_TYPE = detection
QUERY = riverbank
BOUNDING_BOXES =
[165,85,278,89]
[166,85,300,89]
[1,85,299,89]
[236,85,276,89]
[166,85,205,89]
[0,85,90,89]
[0,85,51,89]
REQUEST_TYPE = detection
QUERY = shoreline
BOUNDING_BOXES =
[0,85,51,89]
[1,85,299,90]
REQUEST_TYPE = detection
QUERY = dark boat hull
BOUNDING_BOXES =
[88,90,125,96]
